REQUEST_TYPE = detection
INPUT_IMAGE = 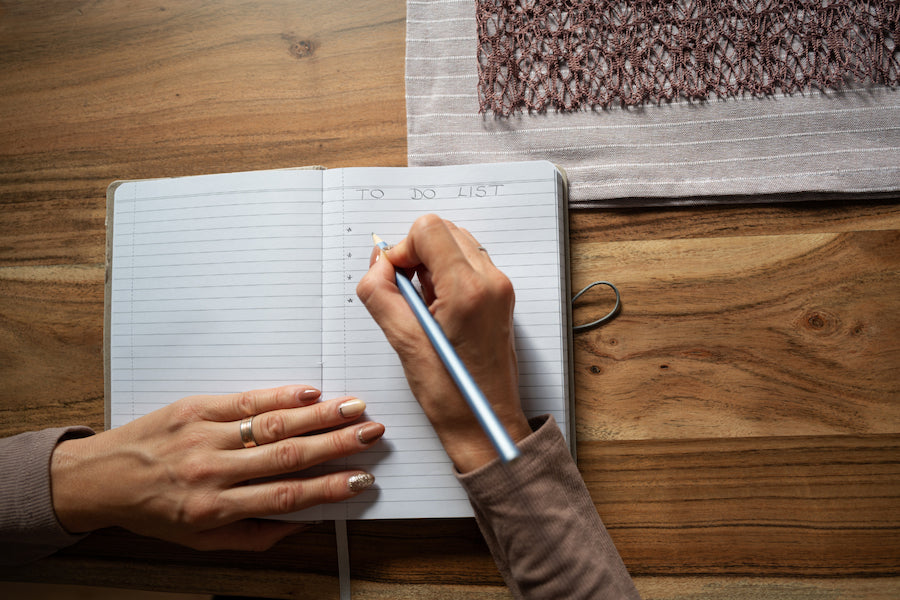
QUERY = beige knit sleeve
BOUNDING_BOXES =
[457,415,641,599]
[0,426,94,565]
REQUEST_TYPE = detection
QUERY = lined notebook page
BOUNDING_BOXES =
[310,161,568,520]
[109,170,325,427]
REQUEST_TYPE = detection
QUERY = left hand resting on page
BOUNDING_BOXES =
[49,385,384,550]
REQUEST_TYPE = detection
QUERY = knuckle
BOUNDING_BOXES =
[316,430,351,462]
[330,427,360,456]
[273,440,307,472]
[414,213,443,232]
[490,271,516,304]
[275,385,295,405]
[454,277,488,316]
[471,271,515,305]
[322,474,348,502]
[268,482,304,515]
[233,390,257,417]
[259,412,286,443]
[179,457,216,485]
[356,274,375,305]
[411,213,446,243]
[171,396,204,423]
[331,429,354,455]
[311,401,333,429]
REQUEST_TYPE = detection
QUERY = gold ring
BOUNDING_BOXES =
[240,416,258,448]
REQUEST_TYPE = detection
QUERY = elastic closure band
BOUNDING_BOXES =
[572,281,621,332]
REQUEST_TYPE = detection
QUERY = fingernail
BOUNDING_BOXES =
[338,398,366,418]
[347,472,375,492]
[299,388,321,403]
[356,422,384,445]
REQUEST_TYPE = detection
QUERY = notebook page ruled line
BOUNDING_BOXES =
[109,170,325,429]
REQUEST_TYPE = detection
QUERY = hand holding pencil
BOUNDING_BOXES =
[357,214,533,472]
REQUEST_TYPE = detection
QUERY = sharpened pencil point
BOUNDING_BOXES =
[372,233,389,250]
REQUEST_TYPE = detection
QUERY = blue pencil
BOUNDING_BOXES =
[372,234,520,463]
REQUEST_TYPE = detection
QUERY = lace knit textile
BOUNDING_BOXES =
[477,0,900,114]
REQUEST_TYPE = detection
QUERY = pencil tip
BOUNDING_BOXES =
[372,233,383,245]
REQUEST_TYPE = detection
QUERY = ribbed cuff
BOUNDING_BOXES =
[0,426,94,565]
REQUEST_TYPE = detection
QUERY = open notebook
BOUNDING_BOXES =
[104,160,573,520]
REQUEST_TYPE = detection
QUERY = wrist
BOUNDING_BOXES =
[50,435,110,534]
[441,414,533,473]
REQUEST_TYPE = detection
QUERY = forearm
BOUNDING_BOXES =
[457,416,641,600]
[0,427,95,565]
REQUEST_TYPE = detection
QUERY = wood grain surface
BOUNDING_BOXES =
[1,1,898,598]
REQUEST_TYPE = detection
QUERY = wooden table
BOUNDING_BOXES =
[2,2,898,598]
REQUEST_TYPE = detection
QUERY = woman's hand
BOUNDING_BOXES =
[49,385,384,551]
[356,214,531,473]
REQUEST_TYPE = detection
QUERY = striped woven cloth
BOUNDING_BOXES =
[406,0,900,207]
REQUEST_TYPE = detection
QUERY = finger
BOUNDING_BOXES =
[400,221,484,304]
[452,223,480,247]
[369,238,419,288]
[357,248,424,344]
[227,421,386,482]
[385,214,474,278]
[194,385,322,423]
[447,223,493,268]
[221,396,370,447]
[220,469,377,523]
[414,264,436,305]
[179,519,312,552]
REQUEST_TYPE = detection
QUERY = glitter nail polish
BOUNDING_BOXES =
[347,472,375,492]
